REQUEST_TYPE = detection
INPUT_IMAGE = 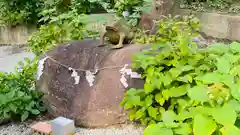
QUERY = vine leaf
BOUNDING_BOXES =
[211,103,237,125]
[188,85,209,102]
[143,124,174,135]
[193,114,217,135]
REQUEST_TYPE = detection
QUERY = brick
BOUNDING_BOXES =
[31,122,52,134]
[51,116,75,135]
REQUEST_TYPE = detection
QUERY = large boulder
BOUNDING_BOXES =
[36,39,148,128]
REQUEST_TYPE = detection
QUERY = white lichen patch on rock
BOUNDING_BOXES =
[85,70,95,87]
[37,56,48,80]
[68,67,80,85]
[119,64,142,88]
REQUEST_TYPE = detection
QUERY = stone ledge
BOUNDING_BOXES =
[171,7,240,41]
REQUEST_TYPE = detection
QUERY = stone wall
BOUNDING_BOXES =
[171,4,240,41]
[0,26,37,45]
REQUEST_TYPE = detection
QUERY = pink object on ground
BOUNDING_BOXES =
[31,122,52,134]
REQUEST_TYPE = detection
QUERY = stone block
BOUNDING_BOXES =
[51,117,75,135]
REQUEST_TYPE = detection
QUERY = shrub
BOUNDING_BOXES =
[121,16,240,134]
[28,9,89,56]
[135,15,200,44]
[0,0,43,26]
[0,57,45,122]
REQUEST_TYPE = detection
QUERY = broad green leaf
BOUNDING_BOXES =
[125,88,138,96]
[140,117,151,125]
[174,123,192,135]
[9,104,17,113]
[145,95,153,107]
[182,65,194,72]
[148,119,157,125]
[128,95,142,106]
[162,73,172,86]
[128,109,137,120]
[148,106,158,119]
[227,99,240,112]
[230,80,240,101]
[162,110,176,124]
[124,102,133,109]
[195,72,221,84]
[193,114,217,135]
[162,90,170,100]
[143,124,174,135]
[31,109,40,115]
[155,93,165,105]
[221,74,234,88]
[177,75,192,83]
[188,85,210,102]
[211,103,237,125]
[21,111,29,122]
[144,83,155,94]
[230,65,240,76]
[177,110,194,121]
[230,41,240,53]
[168,85,189,97]
[208,43,229,54]
[135,108,146,119]
[147,66,155,76]
[220,125,240,135]
[194,106,213,116]
[217,57,231,74]
[169,68,182,78]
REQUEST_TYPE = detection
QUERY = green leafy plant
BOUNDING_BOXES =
[121,16,240,134]
[28,9,89,56]
[135,15,200,44]
[0,0,43,26]
[0,57,45,122]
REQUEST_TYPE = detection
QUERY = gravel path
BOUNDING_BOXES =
[0,122,144,135]
[0,46,144,135]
